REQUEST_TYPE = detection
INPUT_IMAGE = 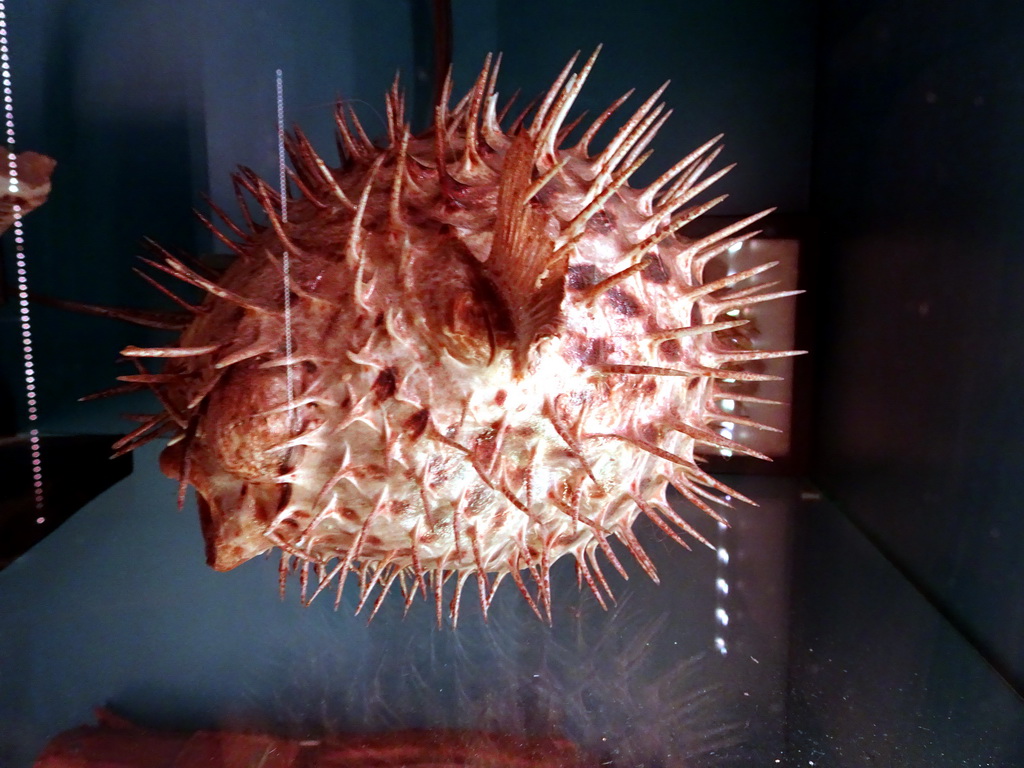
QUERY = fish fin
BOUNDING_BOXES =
[484,132,566,373]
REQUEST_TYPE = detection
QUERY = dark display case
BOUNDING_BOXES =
[2,2,1022,766]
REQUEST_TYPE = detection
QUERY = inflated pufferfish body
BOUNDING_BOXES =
[119,51,799,623]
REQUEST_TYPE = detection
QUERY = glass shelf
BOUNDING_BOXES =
[1,443,1020,766]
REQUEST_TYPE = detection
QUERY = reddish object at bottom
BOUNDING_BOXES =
[34,709,588,767]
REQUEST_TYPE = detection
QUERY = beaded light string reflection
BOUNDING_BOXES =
[714,517,730,655]
[276,69,297,427]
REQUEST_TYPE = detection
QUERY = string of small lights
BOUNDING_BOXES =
[0,1,45,517]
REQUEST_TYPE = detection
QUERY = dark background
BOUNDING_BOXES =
[1,0,1022,739]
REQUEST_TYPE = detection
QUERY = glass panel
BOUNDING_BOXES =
[3,465,1023,765]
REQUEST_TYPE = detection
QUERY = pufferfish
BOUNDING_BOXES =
[103,50,801,624]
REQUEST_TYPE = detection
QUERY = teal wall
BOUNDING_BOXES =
[494,0,816,213]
